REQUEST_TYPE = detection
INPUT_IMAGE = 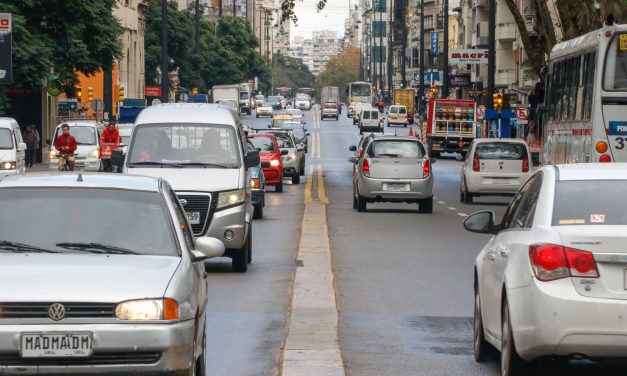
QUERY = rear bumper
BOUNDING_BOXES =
[465,173,526,194]
[357,176,433,201]
[429,137,473,153]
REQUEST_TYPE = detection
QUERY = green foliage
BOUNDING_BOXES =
[271,54,315,95]
[315,47,360,103]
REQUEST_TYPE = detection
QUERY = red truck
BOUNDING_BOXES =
[426,98,477,158]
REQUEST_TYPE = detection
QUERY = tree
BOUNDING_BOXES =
[315,47,360,103]
[271,54,315,93]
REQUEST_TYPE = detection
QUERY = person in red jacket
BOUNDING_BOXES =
[54,123,77,171]
[100,118,120,172]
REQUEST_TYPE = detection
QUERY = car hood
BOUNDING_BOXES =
[0,254,180,302]
[127,167,242,191]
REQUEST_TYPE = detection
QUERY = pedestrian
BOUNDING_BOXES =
[23,125,40,168]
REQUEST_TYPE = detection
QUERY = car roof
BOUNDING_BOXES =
[552,164,627,182]
[0,117,18,128]
[369,135,423,143]
[0,173,162,192]
[135,103,237,126]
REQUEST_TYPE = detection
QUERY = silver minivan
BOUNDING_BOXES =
[0,118,26,176]
[113,103,260,272]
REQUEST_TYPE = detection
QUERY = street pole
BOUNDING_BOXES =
[387,0,393,95]
[379,4,383,95]
[161,0,169,104]
[400,0,407,87]
[195,0,200,54]
[233,0,237,17]
[419,0,424,113]
[442,0,449,98]
[488,0,495,108]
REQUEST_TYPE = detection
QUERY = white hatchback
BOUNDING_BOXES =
[48,121,102,171]
[460,139,532,204]
[466,164,627,375]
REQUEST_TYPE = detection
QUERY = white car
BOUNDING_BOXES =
[358,109,383,134]
[49,121,102,171]
[466,163,627,375]
[254,94,265,107]
[295,95,311,110]
[387,105,409,127]
[460,139,533,204]
[0,118,26,176]
[256,102,273,118]
[285,108,305,124]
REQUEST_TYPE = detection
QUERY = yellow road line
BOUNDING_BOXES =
[317,163,328,204]
[304,167,314,204]
[316,132,321,158]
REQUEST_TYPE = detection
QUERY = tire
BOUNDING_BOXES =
[276,182,284,192]
[292,174,300,184]
[418,197,433,213]
[253,202,263,219]
[353,194,358,210]
[460,189,465,203]
[256,114,259,118]
[335,116,338,121]
[474,285,491,362]
[247,226,253,264]
[357,194,367,212]
[300,161,305,176]
[501,300,528,376]
[464,185,474,204]
[232,229,250,272]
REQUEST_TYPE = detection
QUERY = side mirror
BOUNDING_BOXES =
[305,133,311,137]
[280,149,289,155]
[349,145,357,152]
[347,157,357,163]
[17,142,26,151]
[463,211,500,234]
[430,158,437,164]
[193,236,225,261]
[110,149,125,167]
[261,161,271,168]
[244,149,260,168]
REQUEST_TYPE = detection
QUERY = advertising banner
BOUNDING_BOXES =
[450,49,489,64]
[0,13,12,84]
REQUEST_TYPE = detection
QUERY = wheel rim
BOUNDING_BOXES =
[474,291,482,356]
[502,306,510,376]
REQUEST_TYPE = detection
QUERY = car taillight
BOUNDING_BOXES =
[599,154,611,163]
[362,158,370,177]
[472,154,480,172]
[423,159,431,178]
[529,244,599,282]
[522,155,529,172]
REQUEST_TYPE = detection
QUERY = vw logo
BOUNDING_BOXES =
[179,199,188,207]
[48,303,66,321]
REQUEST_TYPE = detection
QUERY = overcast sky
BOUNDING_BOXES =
[290,0,351,41]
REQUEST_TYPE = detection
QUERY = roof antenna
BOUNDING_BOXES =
[77,173,83,182]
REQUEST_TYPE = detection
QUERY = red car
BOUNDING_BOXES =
[248,134,285,192]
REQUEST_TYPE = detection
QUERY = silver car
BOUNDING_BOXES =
[0,173,224,375]
[321,100,339,120]
[465,164,627,375]
[259,130,304,184]
[349,136,435,213]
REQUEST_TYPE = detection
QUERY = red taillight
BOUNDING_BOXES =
[362,158,370,177]
[522,155,529,172]
[599,154,612,163]
[472,155,480,172]
[423,159,431,178]
[529,244,599,282]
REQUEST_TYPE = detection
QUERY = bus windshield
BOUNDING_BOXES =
[604,33,627,90]
[350,84,371,97]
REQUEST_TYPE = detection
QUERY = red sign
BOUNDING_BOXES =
[0,16,10,32]
[145,86,161,97]
[515,106,529,120]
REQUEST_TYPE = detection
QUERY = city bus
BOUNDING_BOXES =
[542,19,627,164]
[347,81,374,117]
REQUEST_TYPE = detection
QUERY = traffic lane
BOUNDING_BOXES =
[318,116,500,375]
[202,114,304,376]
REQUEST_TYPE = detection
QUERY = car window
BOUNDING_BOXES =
[370,111,379,119]
[250,136,275,152]
[390,107,398,114]
[0,128,14,149]
[399,107,407,114]
[501,175,541,229]
[362,111,371,120]
[168,189,194,250]
[475,142,527,160]
[368,140,424,158]
[552,180,627,226]
[271,133,294,148]
[510,173,543,229]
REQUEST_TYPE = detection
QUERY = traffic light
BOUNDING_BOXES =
[87,86,94,102]
[430,85,437,96]
[118,85,125,102]
[493,92,504,111]
[76,86,83,102]
[399,82,405,89]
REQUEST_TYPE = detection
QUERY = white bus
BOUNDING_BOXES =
[347,82,373,117]
[542,19,627,164]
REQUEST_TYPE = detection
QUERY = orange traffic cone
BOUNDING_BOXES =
[409,126,414,137]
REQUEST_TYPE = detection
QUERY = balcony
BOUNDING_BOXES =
[475,36,488,47]
[497,22,516,42]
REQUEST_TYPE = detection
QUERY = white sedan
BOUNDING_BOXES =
[466,163,627,375]
[256,102,273,118]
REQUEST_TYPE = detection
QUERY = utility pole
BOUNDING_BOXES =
[161,0,169,103]
[233,0,237,18]
[488,0,495,108]
[387,0,393,95]
[442,0,449,97]
[400,0,407,87]
[419,0,424,112]
[195,0,200,54]
[379,2,383,95]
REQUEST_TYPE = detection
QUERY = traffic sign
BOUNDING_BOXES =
[515,106,529,120]
[477,105,486,118]
[145,86,162,97]
[430,31,439,54]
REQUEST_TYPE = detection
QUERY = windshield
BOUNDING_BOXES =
[239,92,249,100]
[475,143,526,160]
[286,109,302,117]
[286,128,305,139]
[0,188,177,256]
[369,141,424,158]
[604,33,627,90]
[127,124,241,167]
[249,136,275,152]
[296,95,309,101]
[553,181,627,225]
[350,84,371,97]
[269,133,294,148]
[255,95,265,100]
[55,126,97,145]
[0,129,14,149]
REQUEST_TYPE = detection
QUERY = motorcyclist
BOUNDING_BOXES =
[100,118,120,172]
[54,123,77,171]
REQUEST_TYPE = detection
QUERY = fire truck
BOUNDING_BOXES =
[425,98,477,158]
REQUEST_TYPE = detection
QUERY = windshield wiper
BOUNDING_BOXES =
[55,242,138,255]
[76,142,93,145]
[377,153,401,158]
[0,241,59,253]
[129,161,184,168]
[178,162,234,168]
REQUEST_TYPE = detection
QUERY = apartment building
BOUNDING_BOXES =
[289,36,315,71]
[114,0,147,99]
[311,30,345,75]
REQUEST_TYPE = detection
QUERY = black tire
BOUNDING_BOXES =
[464,185,474,204]
[276,182,284,192]
[501,300,528,376]
[430,150,441,159]
[253,202,263,219]
[357,195,367,212]
[460,189,465,203]
[335,116,339,121]
[292,174,300,184]
[418,197,433,213]
[247,226,253,264]
[474,285,491,362]
[232,229,250,272]
[353,194,358,210]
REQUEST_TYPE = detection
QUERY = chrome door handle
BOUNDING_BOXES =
[487,254,496,261]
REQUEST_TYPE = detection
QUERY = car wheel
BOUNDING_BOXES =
[335,116,339,120]
[352,189,358,210]
[464,186,474,204]
[276,182,284,192]
[193,329,206,376]
[460,189,465,203]
[292,174,301,184]
[256,114,259,118]
[474,285,491,362]
[501,299,528,376]
[232,230,250,272]
[418,197,433,213]
[253,202,263,219]
[357,194,367,212]
[247,226,253,264]
[300,162,305,176]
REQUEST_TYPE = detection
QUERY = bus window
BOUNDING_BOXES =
[604,33,627,90]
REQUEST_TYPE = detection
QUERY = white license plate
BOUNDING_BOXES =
[21,333,92,358]
[492,178,510,184]
[186,212,201,224]
[384,183,409,192]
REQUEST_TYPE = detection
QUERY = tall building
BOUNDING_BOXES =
[289,36,314,71]
[115,0,147,100]
[311,30,345,75]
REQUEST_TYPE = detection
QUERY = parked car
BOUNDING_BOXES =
[0,173,224,374]
[295,94,311,110]
[258,130,304,184]
[246,139,266,219]
[387,105,409,127]
[466,163,627,376]
[249,133,285,192]
[358,109,383,134]
[0,117,26,176]
[460,139,533,204]
[349,136,434,213]
[49,121,102,171]
[113,103,260,273]
[321,100,339,121]
[256,102,274,118]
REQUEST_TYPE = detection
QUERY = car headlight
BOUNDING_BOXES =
[49,150,58,159]
[217,189,246,209]
[250,178,260,189]
[90,149,100,158]
[0,161,16,170]
[115,298,179,321]
[289,153,296,160]
[270,159,280,167]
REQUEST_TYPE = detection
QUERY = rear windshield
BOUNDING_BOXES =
[249,136,275,152]
[255,95,265,100]
[475,143,527,160]
[362,111,371,120]
[390,107,398,114]
[553,180,627,226]
[368,140,424,158]
[398,107,407,114]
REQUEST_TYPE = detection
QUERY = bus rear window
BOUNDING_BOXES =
[604,33,627,90]
[553,181,627,225]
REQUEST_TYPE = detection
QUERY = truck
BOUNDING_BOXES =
[425,98,477,158]
[393,89,415,124]
[239,83,252,114]
[212,84,240,112]
[320,86,339,106]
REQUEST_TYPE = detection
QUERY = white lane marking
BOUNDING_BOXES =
[458,213,468,217]
[438,201,446,205]
[448,207,457,211]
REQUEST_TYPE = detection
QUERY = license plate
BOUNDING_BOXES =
[492,178,510,184]
[186,212,201,224]
[21,333,92,358]
[384,183,409,192]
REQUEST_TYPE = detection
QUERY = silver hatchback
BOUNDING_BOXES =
[0,173,224,375]
[349,136,435,213]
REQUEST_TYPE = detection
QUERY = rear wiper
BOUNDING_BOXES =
[178,162,233,168]
[0,241,59,253]
[55,242,138,255]
[377,153,400,158]
[129,161,184,168]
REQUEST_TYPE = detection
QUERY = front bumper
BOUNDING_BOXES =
[204,203,249,250]
[0,319,196,375]
[49,158,100,171]
[509,278,627,361]
[357,176,433,202]
[262,167,282,184]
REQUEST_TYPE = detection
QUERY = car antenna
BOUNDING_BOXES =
[77,173,83,182]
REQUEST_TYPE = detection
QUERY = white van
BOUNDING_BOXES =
[113,103,260,272]
[0,118,26,176]
[387,105,409,127]
[49,121,102,171]
[358,109,383,134]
